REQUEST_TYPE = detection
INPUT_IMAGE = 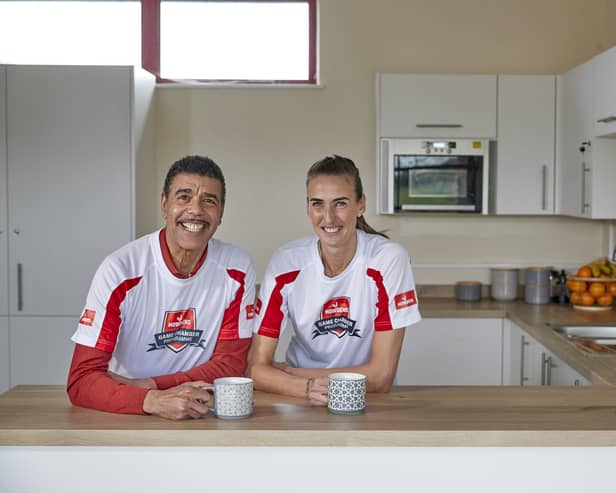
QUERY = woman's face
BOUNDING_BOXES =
[306,174,365,252]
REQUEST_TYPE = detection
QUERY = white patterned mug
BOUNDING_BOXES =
[204,377,253,419]
[328,372,366,415]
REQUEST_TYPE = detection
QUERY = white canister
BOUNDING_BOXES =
[491,268,519,301]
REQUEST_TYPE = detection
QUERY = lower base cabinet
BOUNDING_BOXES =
[9,316,76,386]
[503,319,590,386]
[395,318,504,385]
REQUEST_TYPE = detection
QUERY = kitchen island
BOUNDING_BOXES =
[2,385,616,492]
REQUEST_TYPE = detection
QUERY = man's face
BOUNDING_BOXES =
[161,173,224,256]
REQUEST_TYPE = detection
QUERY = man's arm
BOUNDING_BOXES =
[151,337,252,389]
[66,343,212,419]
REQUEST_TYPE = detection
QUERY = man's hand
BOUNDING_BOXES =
[142,381,213,420]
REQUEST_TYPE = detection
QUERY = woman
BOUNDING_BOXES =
[247,155,421,404]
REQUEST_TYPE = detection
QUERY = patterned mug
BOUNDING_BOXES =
[204,377,253,419]
[328,372,366,415]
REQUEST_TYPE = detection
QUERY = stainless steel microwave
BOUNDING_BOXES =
[378,138,490,214]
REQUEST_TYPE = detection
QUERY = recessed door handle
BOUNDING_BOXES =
[17,263,23,311]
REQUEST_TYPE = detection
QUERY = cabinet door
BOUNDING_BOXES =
[495,75,555,214]
[502,320,541,385]
[0,66,7,316]
[592,46,616,137]
[395,318,503,385]
[6,65,133,316]
[0,317,9,393]
[542,349,591,386]
[9,316,76,385]
[378,74,497,138]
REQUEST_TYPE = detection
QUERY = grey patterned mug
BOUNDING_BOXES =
[328,372,366,415]
[204,377,253,419]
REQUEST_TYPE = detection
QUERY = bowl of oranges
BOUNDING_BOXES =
[567,258,616,311]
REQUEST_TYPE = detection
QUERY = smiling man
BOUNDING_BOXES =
[67,156,255,420]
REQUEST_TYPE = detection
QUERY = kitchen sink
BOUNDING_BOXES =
[551,324,616,355]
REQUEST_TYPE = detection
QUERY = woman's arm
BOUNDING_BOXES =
[276,328,405,393]
[246,334,328,404]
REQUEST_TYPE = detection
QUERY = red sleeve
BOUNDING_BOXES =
[152,338,252,389]
[66,343,150,415]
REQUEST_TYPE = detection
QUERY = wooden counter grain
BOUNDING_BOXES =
[3,385,616,447]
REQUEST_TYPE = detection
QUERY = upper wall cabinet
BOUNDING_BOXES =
[592,46,616,137]
[0,67,7,316]
[556,50,616,219]
[377,74,497,139]
[494,75,556,215]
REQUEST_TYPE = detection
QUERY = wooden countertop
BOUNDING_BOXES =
[3,385,616,446]
[419,297,616,385]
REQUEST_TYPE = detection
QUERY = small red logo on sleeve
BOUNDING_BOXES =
[79,309,96,326]
[255,298,262,315]
[394,289,417,310]
[246,304,255,320]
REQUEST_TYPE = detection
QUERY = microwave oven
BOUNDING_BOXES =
[378,138,490,214]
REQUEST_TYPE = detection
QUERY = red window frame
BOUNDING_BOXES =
[141,0,317,84]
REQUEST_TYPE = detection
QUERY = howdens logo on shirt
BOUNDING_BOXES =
[312,297,360,339]
[79,309,96,327]
[147,308,205,353]
[395,289,417,310]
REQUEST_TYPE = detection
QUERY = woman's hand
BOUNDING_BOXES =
[306,376,328,406]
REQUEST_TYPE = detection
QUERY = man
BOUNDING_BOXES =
[67,155,255,420]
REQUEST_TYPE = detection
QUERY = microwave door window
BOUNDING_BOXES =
[393,154,482,211]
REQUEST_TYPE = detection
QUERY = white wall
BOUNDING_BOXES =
[138,0,616,284]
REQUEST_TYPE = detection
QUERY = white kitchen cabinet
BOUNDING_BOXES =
[0,317,8,393]
[9,317,77,385]
[0,65,154,386]
[0,66,7,316]
[503,320,590,386]
[495,75,556,214]
[592,45,616,137]
[556,57,616,219]
[377,74,497,139]
[395,318,503,385]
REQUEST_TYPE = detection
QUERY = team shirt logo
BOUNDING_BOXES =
[312,297,360,339]
[394,289,417,310]
[79,309,96,327]
[246,304,255,320]
[147,308,205,353]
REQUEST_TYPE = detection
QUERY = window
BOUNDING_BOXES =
[0,0,317,84]
[143,0,317,83]
[0,1,141,65]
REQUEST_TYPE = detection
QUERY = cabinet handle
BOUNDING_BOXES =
[541,165,548,210]
[541,352,553,386]
[520,336,529,385]
[415,124,463,128]
[597,116,616,123]
[17,263,23,311]
[581,162,590,214]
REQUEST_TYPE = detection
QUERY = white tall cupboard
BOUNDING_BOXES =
[0,65,154,393]
[495,75,556,215]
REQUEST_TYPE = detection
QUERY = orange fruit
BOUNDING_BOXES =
[580,291,595,306]
[570,291,581,305]
[597,293,614,306]
[576,265,593,278]
[588,282,606,299]
[566,279,587,293]
[608,283,616,296]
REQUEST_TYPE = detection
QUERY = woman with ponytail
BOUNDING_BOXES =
[247,155,421,404]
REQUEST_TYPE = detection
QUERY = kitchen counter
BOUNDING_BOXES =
[418,297,616,385]
[3,384,616,447]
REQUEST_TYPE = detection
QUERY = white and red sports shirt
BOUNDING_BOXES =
[254,229,421,368]
[72,229,255,379]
